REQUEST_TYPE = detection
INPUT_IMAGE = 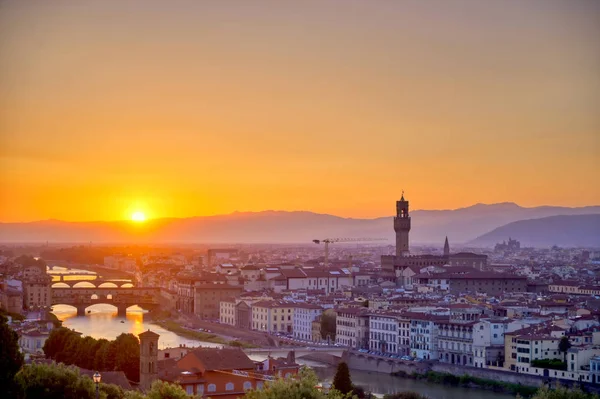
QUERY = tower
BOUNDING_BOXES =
[394,192,411,257]
[444,236,450,257]
[139,330,159,391]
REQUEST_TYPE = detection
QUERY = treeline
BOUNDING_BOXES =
[43,328,140,382]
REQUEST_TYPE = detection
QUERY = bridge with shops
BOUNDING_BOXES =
[51,287,161,317]
[51,276,134,288]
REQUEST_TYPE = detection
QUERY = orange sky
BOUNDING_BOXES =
[1,1,599,222]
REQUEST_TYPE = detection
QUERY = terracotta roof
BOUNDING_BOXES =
[185,348,255,371]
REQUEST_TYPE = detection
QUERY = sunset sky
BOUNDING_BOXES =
[1,1,599,222]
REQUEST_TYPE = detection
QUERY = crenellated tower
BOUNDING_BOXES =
[394,192,411,257]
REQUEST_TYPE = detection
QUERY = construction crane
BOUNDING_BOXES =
[312,237,387,268]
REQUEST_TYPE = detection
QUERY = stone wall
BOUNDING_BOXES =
[345,352,429,375]
[431,363,545,387]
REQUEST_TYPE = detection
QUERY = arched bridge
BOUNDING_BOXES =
[243,347,346,358]
[51,287,160,317]
[51,277,134,288]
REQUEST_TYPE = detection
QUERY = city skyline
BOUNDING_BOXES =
[1,1,599,222]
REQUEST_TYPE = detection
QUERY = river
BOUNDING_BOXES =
[49,268,512,398]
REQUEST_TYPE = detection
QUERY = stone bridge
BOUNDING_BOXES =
[51,287,160,317]
[51,277,134,288]
[243,347,346,359]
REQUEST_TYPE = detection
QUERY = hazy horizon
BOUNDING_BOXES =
[2,201,600,224]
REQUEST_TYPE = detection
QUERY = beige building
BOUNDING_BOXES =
[23,275,52,309]
[251,300,295,333]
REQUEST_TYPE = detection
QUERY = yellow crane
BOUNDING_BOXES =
[312,237,387,268]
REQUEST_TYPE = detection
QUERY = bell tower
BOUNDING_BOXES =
[394,192,411,257]
[139,330,159,391]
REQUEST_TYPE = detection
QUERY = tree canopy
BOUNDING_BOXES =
[0,313,24,398]
[44,328,140,381]
[558,336,572,362]
[527,384,599,399]
[15,362,123,399]
[332,362,353,395]
[245,367,348,399]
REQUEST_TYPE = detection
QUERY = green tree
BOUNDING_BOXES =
[245,367,347,399]
[558,336,572,363]
[15,362,124,399]
[320,312,337,342]
[0,314,24,398]
[16,362,100,399]
[123,380,200,399]
[332,362,353,395]
[112,333,140,382]
[526,384,599,399]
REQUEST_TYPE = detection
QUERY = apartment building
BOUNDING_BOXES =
[251,301,295,333]
[369,312,400,354]
[293,304,323,341]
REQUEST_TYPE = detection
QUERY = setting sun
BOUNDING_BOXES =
[131,211,146,222]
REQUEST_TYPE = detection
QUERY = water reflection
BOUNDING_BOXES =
[52,304,223,349]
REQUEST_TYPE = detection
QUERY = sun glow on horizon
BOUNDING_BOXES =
[131,211,146,222]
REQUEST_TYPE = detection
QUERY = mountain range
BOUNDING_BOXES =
[0,202,599,247]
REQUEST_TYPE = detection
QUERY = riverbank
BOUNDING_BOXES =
[402,370,538,397]
[150,315,259,349]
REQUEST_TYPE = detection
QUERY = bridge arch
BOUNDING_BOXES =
[73,282,96,288]
[52,282,70,288]
[98,282,118,288]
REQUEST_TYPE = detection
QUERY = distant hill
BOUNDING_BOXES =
[0,203,599,245]
[469,214,600,248]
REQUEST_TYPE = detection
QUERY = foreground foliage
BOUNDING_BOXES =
[43,328,140,381]
[15,362,123,399]
[245,367,349,399]
[526,384,599,399]
[0,313,24,398]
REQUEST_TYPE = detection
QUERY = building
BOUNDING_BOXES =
[415,271,527,296]
[195,284,243,320]
[251,301,295,333]
[472,318,515,368]
[23,274,52,309]
[0,285,23,314]
[408,313,447,360]
[504,325,566,372]
[394,193,411,257]
[293,304,323,341]
[381,194,488,284]
[335,307,368,349]
[160,348,267,398]
[369,312,400,354]
[19,329,50,354]
[139,330,160,392]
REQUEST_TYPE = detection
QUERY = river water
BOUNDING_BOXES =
[50,268,512,398]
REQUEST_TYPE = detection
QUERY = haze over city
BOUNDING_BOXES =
[1,0,599,223]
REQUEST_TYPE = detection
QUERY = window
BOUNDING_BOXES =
[226,382,234,391]
[243,381,252,390]
[257,381,264,389]
[208,384,216,393]
[196,385,204,394]
[186,386,193,395]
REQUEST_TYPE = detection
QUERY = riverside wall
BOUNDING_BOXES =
[431,363,545,387]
